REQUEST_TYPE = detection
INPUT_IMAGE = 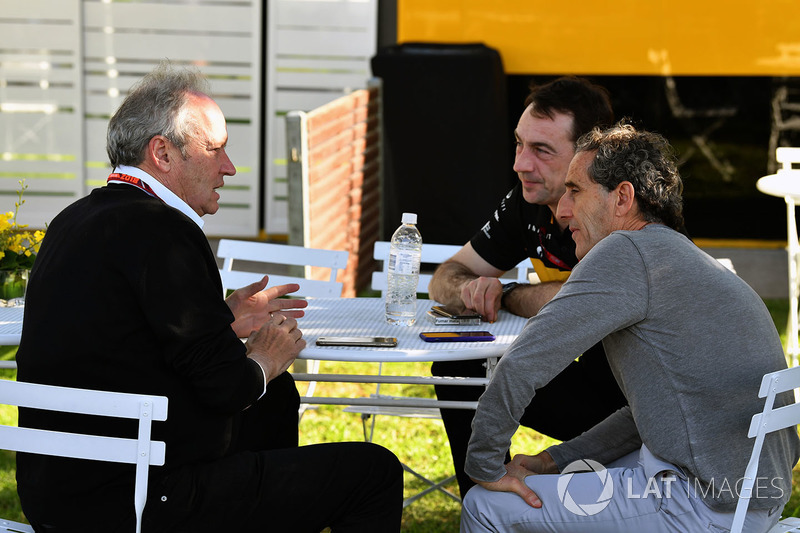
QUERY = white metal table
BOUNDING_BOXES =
[292,297,528,410]
[758,169,800,366]
[291,297,528,507]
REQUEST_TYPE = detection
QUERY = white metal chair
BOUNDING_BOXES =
[730,365,800,533]
[216,239,350,418]
[217,239,349,298]
[0,380,168,533]
[369,241,532,296]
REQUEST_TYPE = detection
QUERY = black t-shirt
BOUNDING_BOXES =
[470,183,577,282]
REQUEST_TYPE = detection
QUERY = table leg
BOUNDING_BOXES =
[786,198,799,367]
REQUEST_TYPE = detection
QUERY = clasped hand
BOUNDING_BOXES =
[228,276,307,381]
[225,275,308,338]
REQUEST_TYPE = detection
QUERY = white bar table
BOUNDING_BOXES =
[292,298,529,410]
[0,306,23,369]
[758,168,800,366]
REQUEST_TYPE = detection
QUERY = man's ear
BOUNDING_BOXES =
[147,135,172,172]
[614,181,637,217]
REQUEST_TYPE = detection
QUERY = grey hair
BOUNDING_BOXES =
[106,61,211,168]
[576,122,686,233]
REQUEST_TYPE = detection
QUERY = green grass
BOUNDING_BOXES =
[0,299,796,531]
[297,362,557,531]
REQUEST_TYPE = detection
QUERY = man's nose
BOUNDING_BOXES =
[221,150,237,176]
[556,195,571,220]
[513,149,534,173]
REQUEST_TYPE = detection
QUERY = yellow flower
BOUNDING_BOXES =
[0,180,46,271]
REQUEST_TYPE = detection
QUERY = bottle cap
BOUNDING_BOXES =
[401,212,417,225]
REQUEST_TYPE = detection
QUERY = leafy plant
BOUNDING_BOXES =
[0,180,45,272]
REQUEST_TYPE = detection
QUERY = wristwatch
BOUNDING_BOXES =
[500,282,520,309]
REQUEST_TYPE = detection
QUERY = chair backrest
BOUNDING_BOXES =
[730,365,800,533]
[370,241,531,296]
[217,239,349,298]
[776,147,800,171]
[2,380,168,533]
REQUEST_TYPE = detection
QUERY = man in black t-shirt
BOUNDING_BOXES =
[428,76,627,497]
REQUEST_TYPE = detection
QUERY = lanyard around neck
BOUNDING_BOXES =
[107,173,162,201]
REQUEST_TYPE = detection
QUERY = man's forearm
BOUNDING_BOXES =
[428,261,477,307]
[502,281,563,318]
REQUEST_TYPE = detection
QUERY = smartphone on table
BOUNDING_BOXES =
[430,305,482,320]
[315,336,398,347]
[419,331,495,342]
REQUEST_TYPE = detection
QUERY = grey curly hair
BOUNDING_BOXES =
[106,61,211,168]
[576,122,686,233]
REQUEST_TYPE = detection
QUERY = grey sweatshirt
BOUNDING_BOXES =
[465,224,799,512]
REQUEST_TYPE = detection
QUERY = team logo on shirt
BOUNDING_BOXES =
[556,459,614,516]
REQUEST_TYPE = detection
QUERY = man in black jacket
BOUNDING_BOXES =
[16,61,403,532]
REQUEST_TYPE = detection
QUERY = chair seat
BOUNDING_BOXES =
[771,517,800,532]
[0,518,34,533]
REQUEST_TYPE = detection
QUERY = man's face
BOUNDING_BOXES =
[513,105,576,212]
[168,93,236,217]
[557,151,617,260]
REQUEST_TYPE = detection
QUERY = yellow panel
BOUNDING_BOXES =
[398,0,800,75]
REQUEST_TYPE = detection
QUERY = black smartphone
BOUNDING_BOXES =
[315,336,398,347]
[419,331,495,342]
[430,305,482,320]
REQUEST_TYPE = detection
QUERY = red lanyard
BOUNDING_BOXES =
[107,173,162,201]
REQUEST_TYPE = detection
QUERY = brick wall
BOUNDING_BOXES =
[286,80,382,297]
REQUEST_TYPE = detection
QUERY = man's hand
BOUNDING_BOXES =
[428,244,508,321]
[460,276,503,323]
[475,474,542,508]
[472,451,558,508]
[245,313,306,382]
[226,275,309,338]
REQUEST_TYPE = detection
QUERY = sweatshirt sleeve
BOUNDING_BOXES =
[465,233,650,482]
[547,406,642,470]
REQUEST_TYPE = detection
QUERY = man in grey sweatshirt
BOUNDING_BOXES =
[461,123,800,532]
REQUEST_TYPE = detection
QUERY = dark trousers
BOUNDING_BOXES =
[143,442,404,533]
[231,370,301,452]
[431,342,628,496]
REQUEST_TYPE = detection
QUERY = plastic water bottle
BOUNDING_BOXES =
[385,212,422,325]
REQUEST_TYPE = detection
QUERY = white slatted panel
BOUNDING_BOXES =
[265,0,377,235]
[82,0,262,237]
[1,0,377,237]
[0,0,84,229]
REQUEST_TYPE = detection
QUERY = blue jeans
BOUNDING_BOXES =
[461,446,782,533]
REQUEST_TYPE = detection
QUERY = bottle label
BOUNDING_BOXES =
[388,250,421,275]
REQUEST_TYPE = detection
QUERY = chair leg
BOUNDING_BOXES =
[401,464,460,507]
